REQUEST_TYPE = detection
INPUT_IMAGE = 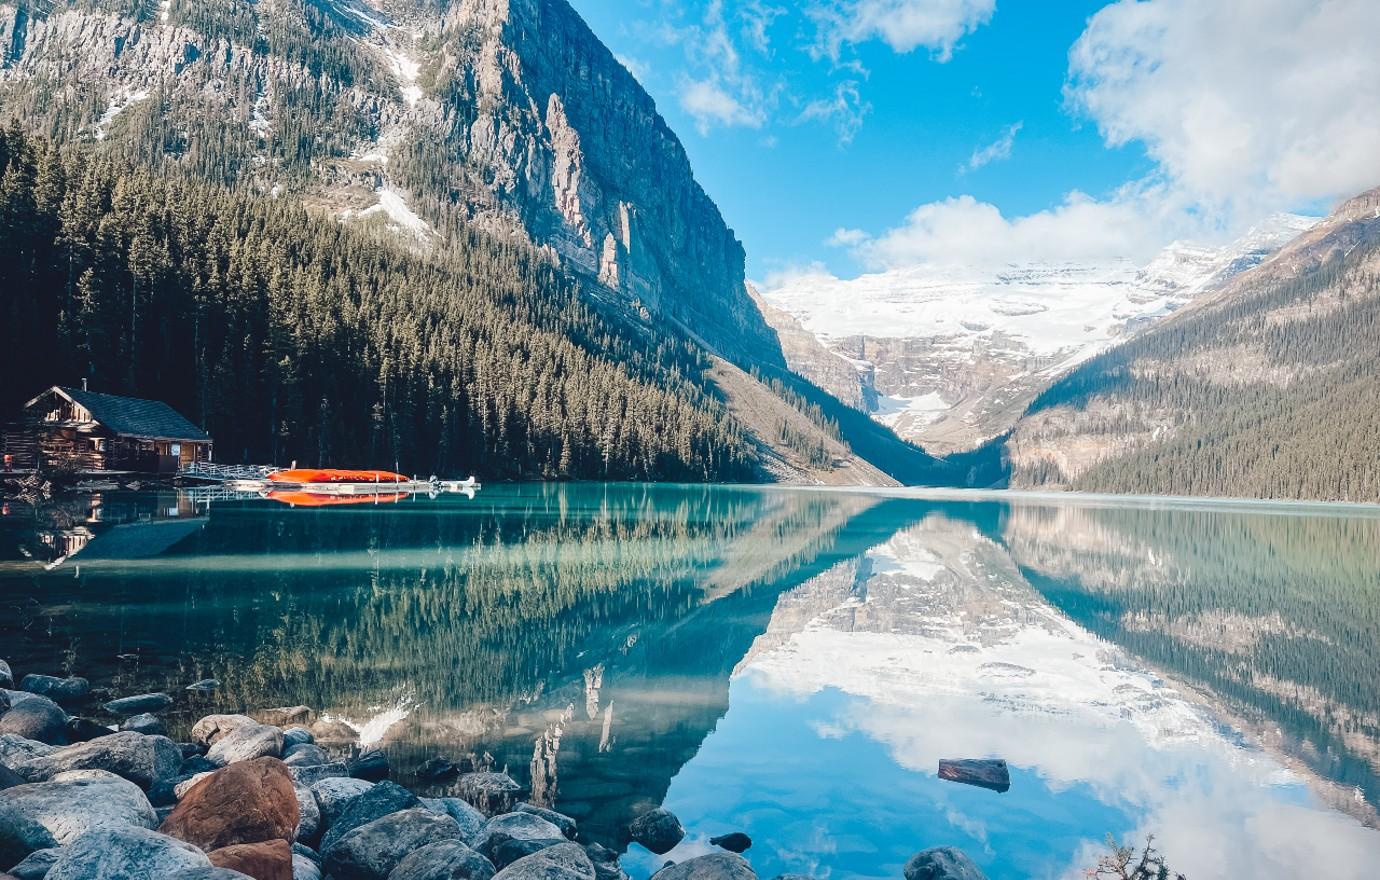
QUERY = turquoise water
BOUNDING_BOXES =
[2,484,1379,878]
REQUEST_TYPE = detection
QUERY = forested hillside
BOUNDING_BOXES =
[0,128,760,481]
[1006,186,1380,502]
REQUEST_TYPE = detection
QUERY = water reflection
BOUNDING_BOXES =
[1,487,1379,878]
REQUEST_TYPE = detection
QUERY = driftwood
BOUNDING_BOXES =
[938,758,1011,793]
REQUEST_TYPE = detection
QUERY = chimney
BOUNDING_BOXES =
[82,378,89,391]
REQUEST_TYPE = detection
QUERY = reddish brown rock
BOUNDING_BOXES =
[160,757,298,851]
[208,838,293,880]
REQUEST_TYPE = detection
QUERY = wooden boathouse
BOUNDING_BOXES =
[2,385,212,474]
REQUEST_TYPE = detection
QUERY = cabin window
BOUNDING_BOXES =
[170,443,181,457]
[91,438,106,452]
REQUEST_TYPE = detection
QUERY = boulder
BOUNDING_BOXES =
[310,777,373,830]
[8,848,59,880]
[628,808,684,855]
[0,772,157,866]
[0,736,55,768]
[208,839,293,880]
[282,744,330,767]
[255,708,315,729]
[472,814,566,863]
[185,680,222,694]
[67,716,116,742]
[937,759,1010,794]
[515,804,576,840]
[317,780,419,855]
[307,719,357,746]
[709,833,751,854]
[583,844,627,880]
[293,853,322,880]
[490,843,594,880]
[347,749,389,782]
[651,853,756,880]
[294,784,321,846]
[15,732,182,791]
[422,798,486,844]
[192,715,258,747]
[290,762,347,787]
[902,848,987,880]
[18,675,90,706]
[492,838,564,869]
[0,764,23,791]
[207,724,284,767]
[416,757,460,782]
[159,757,298,852]
[292,842,320,865]
[282,728,314,749]
[122,713,169,737]
[0,695,68,745]
[456,772,523,815]
[45,826,212,880]
[167,870,257,879]
[0,660,12,689]
[389,840,496,880]
[0,691,7,714]
[321,808,464,880]
[104,693,174,716]
[174,772,216,800]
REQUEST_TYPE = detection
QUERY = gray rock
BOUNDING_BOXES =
[283,743,330,767]
[0,689,8,714]
[295,783,322,845]
[516,803,577,839]
[184,679,221,694]
[390,840,496,880]
[45,826,212,880]
[903,847,987,880]
[347,749,389,782]
[294,852,323,880]
[256,706,315,727]
[283,727,314,748]
[205,722,283,766]
[103,693,173,716]
[311,776,373,829]
[163,869,256,879]
[0,694,69,745]
[0,774,156,869]
[173,771,214,799]
[0,734,57,768]
[422,798,486,844]
[492,838,565,868]
[322,807,464,880]
[491,843,594,880]
[651,853,756,880]
[318,780,419,855]
[67,716,116,742]
[473,813,566,863]
[629,808,685,855]
[0,659,12,689]
[122,713,168,737]
[416,757,460,783]
[190,714,257,747]
[0,762,24,791]
[291,761,348,787]
[16,731,183,790]
[583,844,628,880]
[307,719,359,746]
[456,772,523,814]
[19,675,90,706]
[9,847,59,880]
[293,842,322,865]
[709,832,751,854]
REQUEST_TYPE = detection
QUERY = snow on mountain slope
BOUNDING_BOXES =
[761,214,1318,453]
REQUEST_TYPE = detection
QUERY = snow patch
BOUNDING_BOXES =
[348,186,433,240]
[874,392,949,430]
[94,88,150,141]
[159,0,170,23]
[387,48,423,107]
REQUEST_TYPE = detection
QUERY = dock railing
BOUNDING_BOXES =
[179,462,277,483]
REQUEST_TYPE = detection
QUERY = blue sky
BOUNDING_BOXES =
[566,0,1380,282]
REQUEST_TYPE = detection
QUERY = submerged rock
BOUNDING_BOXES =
[322,807,464,880]
[416,757,460,783]
[159,757,299,852]
[347,749,389,782]
[17,731,182,790]
[903,847,987,880]
[45,826,212,880]
[208,838,293,880]
[709,833,751,854]
[0,772,157,867]
[937,759,1010,794]
[628,808,685,855]
[491,843,594,880]
[19,675,90,706]
[185,679,221,694]
[104,693,174,716]
[207,723,284,767]
[257,707,315,729]
[389,840,496,880]
[651,853,756,880]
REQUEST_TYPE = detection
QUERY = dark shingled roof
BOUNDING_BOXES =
[58,387,211,442]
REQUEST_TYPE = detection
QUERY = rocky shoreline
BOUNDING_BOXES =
[0,660,986,880]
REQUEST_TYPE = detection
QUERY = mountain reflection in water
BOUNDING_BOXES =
[1,485,1378,879]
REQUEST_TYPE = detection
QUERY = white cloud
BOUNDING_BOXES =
[813,0,997,61]
[963,121,1022,172]
[796,80,872,145]
[827,227,868,247]
[1067,0,1380,210]
[680,78,766,133]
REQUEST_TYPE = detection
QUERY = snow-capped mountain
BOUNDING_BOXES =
[760,214,1318,453]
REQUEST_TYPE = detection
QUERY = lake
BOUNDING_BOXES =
[2,484,1379,879]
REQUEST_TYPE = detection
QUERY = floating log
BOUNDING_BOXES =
[938,758,1011,793]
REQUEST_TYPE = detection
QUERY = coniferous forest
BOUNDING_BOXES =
[0,128,760,481]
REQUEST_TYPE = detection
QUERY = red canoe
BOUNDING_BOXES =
[267,490,410,507]
[268,469,410,485]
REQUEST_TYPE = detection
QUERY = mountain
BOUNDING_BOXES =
[761,215,1316,454]
[1007,185,1380,502]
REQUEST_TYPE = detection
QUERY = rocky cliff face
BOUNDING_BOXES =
[0,0,780,365]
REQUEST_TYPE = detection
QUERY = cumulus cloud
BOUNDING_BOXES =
[1067,0,1380,210]
[813,0,997,61]
[680,78,767,133]
[962,121,1022,173]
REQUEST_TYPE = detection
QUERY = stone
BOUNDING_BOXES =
[0,764,23,791]
[207,724,284,767]
[651,853,756,880]
[937,759,1010,794]
[104,693,174,716]
[292,853,322,880]
[416,757,460,782]
[902,847,987,880]
[492,838,564,869]
[347,749,389,782]
[208,839,293,880]
[0,661,12,690]
[709,833,751,854]
[515,804,576,840]
[389,840,496,880]
[628,808,684,855]
[490,843,594,880]
[0,736,55,769]
[317,780,419,855]
[472,814,566,863]
[583,844,627,880]
[122,713,169,736]
[307,719,357,746]
[159,758,298,852]
[294,784,321,846]
[0,691,7,714]
[183,755,219,775]
[67,716,116,742]
[9,848,59,880]
[192,715,258,747]
[174,772,215,800]
[282,728,314,749]
[289,762,347,787]
[45,826,212,880]
[282,744,330,767]
[167,870,257,880]
[16,732,183,791]
[18,675,90,706]
[0,696,68,746]
[185,680,222,694]
[255,708,315,729]
[310,777,373,830]
[456,772,522,815]
[0,773,159,867]
[421,798,486,844]
[292,842,320,864]
[322,808,464,880]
